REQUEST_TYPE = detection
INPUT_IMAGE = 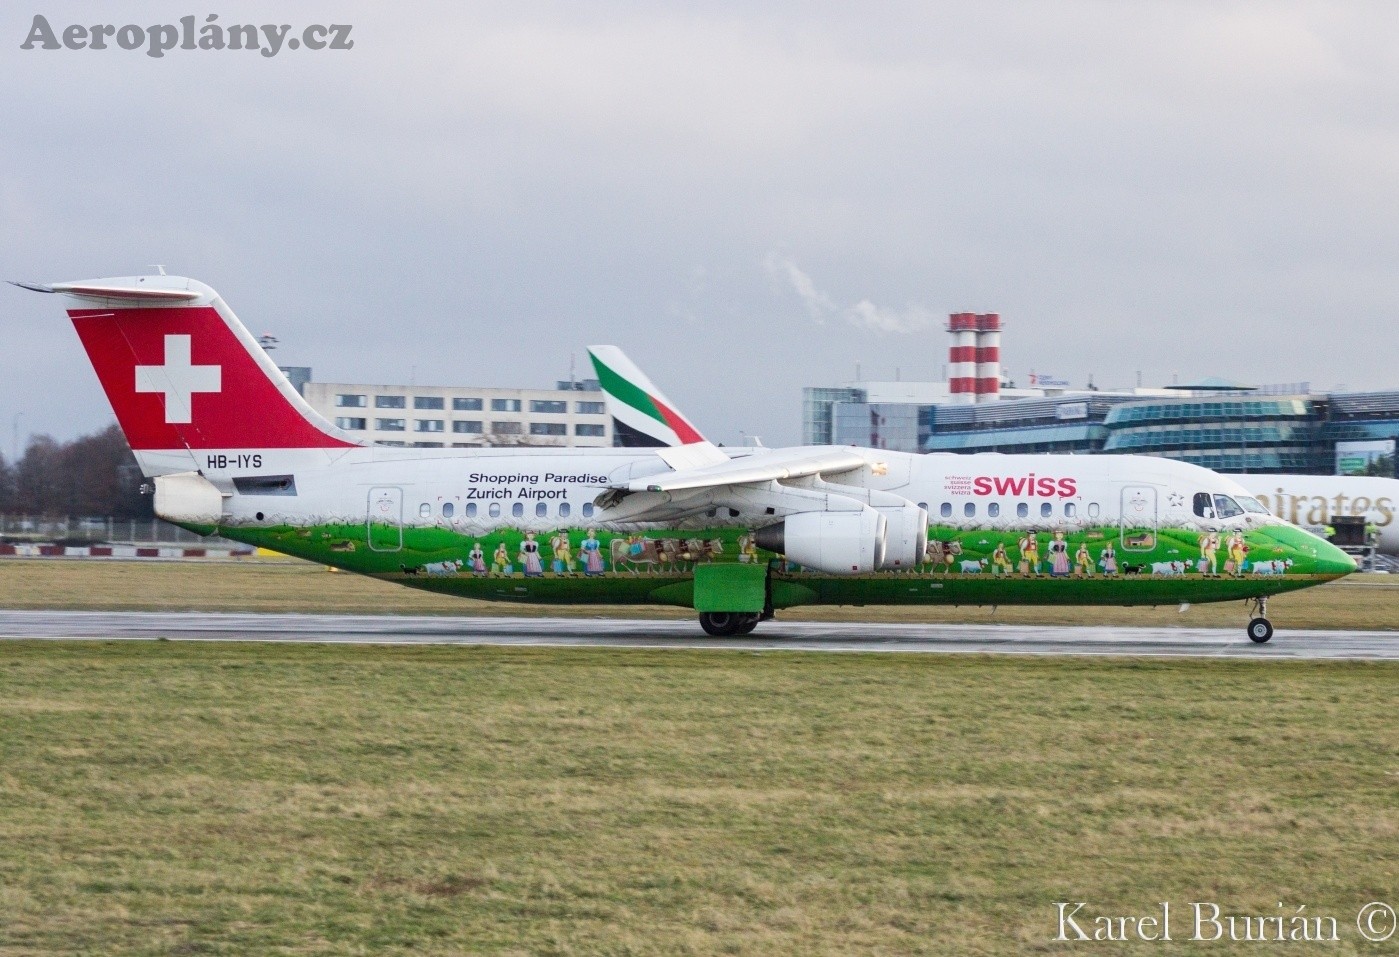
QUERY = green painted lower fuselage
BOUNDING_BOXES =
[195,518,1352,610]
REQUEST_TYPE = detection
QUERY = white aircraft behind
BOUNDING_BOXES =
[1243,475,1397,555]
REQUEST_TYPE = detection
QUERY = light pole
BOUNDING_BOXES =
[10,411,21,463]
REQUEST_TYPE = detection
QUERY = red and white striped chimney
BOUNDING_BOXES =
[974,313,1001,403]
[947,312,977,404]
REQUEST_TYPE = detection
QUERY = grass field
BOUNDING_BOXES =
[1,558,1397,630]
[1,561,1396,954]
[0,643,1393,957]
[1,641,1397,956]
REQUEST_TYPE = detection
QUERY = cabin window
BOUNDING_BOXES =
[488,503,501,518]
[964,502,976,518]
[1040,502,1052,518]
[442,502,454,518]
[583,502,595,518]
[512,502,524,518]
[1088,502,1100,519]
[1193,492,1215,518]
[1017,503,1029,518]
[418,503,431,518]
[988,503,1000,518]
[536,502,548,517]
[917,502,928,511]
[940,502,952,518]
[559,502,571,518]
[466,503,477,518]
[1064,503,1076,518]
[1213,495,1244,519]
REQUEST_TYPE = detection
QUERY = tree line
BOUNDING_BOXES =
[0,424,153,519]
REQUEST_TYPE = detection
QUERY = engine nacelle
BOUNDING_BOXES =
[877,502,928,570]
[754,507,887,574]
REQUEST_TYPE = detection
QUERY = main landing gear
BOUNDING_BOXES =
[698,612,762,637]
[1246,595,1273,644]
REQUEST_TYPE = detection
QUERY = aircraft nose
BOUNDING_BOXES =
[1313,538,1358,578]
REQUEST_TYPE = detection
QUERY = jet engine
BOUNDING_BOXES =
[754,506,887,574]
[876,502,929,571]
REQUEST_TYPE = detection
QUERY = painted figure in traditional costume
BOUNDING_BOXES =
[990,541,1013,576]
[468,542,487,576]
[1074,541,1094,577]
[1198,531,1220,577]
[1049,530,1071,577]
[490,542,511,577]
[1019,532,1041,576]
[551,531,573,575]
[520,531,543,577]
[582,529,605,576]
[1226,531,1247,576]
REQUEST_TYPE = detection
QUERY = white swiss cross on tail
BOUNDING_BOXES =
[134,334,222,424]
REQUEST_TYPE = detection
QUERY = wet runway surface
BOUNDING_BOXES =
[0,610,1395,660]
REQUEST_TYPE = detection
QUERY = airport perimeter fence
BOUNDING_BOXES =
[0,515,243,549]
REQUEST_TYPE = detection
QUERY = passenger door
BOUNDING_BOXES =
[367,486,403,552]
[1120,485,1157,552]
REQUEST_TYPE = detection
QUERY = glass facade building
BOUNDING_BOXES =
[804,386,1399,477]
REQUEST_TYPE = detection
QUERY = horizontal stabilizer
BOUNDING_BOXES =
[10,279,202,304]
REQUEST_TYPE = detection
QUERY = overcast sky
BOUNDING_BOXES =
[5,1,1399,452]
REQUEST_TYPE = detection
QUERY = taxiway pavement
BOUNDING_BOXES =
[0,610,1394,660]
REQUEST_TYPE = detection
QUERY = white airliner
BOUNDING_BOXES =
[13,274,1355,642]
[1243,475,1397,555]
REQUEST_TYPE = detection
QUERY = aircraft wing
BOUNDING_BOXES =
[620,446,870,493]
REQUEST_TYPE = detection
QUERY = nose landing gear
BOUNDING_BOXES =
[1246,596,1273,643]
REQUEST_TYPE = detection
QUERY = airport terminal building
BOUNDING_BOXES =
[803,385,1399,476]
[800,314,1398,476]
[281,368,615,448]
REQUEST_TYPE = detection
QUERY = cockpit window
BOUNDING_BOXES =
[1213,494,1244,519]
[1235,495,1270,515]
[1193,492,1215,518]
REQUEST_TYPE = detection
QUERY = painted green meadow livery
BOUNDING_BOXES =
[22,273,1356,641]
[213,512,1343,614]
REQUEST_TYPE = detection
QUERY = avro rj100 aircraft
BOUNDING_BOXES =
[17,274,1356,642]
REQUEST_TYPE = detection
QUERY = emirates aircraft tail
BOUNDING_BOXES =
[587,345,728,470]
[12,275,361,477]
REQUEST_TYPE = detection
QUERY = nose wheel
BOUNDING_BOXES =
[1246,596,1273,643]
